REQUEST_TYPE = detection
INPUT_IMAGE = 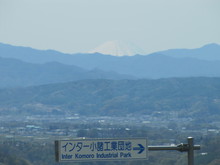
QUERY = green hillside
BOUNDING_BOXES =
[0,77,220,118]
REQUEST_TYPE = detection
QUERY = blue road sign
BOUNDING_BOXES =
[55,138,148,162]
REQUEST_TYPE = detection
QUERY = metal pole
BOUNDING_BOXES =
[148,145,180,151]
[148,137,200,165]
[188,137,194,165]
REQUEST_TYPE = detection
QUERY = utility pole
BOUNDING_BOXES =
[148,137,200,165]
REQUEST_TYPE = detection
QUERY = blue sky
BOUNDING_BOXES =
[0,0,220,54]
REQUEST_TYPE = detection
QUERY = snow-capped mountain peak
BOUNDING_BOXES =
[88,40,146,56]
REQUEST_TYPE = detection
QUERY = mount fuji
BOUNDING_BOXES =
[88,40,146,56]
[1,42,220,80]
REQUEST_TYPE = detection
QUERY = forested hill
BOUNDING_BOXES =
[0,77,220,117]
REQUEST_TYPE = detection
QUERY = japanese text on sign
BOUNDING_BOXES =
[55,138,148,162]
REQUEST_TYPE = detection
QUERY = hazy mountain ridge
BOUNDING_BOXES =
[159,43,220,61]
[1,77,220,117]
[0,57,133,87]
[1,42,220,80]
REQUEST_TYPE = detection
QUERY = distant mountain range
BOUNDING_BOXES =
[0,77,220,117]
[0,57,133,87]
[1,42,220,117]
[159,43,220,61]
[1,42,220,87]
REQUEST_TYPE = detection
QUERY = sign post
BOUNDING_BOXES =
[55,138,148,162]
[148,137,200,165]
[55,137,200,164]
